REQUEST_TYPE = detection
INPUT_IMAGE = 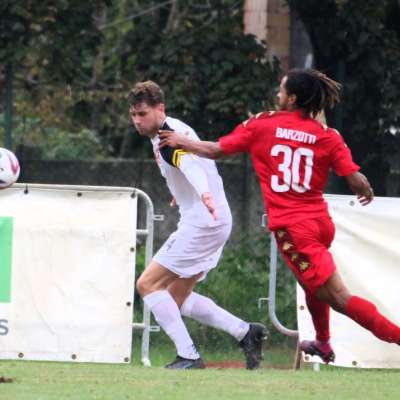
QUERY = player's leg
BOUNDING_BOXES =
[305,291,330,343]
[169,279,250,341]
[274,218,337,363]
[167,275,267,369]
[167,272,266,370]
[316,271,400,344]
[176,288,267,370]
[300,291,335,363]
[136,261,204,368]
[168,266,267,369]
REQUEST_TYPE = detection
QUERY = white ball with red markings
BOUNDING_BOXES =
[0,148,20,188]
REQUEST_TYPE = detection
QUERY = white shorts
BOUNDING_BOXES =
[153,222,232,279]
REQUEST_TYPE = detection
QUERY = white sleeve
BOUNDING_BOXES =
[178,154,209,197]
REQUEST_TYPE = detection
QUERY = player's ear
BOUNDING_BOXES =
[288,94,297,107]
[157,103,165,113]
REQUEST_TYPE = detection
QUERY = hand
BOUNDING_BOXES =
[201,192,217,220]
[345,172,374,206]
[357,187,374,206]
[170,197,176,207]
[159,130,183,148]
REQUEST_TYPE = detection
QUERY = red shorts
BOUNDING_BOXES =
[273,216,336,293]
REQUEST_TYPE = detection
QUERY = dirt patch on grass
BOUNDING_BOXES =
[0,376,14,383]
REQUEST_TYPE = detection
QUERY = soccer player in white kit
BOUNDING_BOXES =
[128,81,267,369]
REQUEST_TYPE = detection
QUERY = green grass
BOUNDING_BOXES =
[0,345,399,400]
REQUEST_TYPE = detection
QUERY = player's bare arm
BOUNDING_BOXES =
[344,171,374,206]
[159,130,224,160]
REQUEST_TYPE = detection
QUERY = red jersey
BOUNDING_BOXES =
[219,110,360,230]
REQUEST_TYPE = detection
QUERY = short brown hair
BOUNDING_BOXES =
[127,81,164,107]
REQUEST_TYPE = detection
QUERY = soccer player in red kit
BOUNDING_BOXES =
[159,68,400,363]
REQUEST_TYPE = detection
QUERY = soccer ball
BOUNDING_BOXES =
[0,148,20,189]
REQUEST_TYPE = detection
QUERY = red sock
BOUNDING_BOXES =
[305,292,330,342]
[346,296,400,343]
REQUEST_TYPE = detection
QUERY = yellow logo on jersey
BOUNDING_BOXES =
[172,149,189,167]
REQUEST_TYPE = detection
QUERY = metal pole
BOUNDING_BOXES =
[268,234,299,337]
[136,189,155,367]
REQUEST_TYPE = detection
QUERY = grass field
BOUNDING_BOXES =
[1,345,399,400]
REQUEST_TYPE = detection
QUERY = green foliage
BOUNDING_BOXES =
[288,0,400,195]
[118,0,280,142]
[0,0,108,82]
[1,1,280,159]
[0,113,109,160]
[39,128,108,160]
[135,233,297,350]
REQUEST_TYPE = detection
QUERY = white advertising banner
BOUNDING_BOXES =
[0,184,137,363]
[297,194,400,368]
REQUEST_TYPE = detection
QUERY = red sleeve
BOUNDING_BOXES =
[328,129,360,176]
[219,123,253,155]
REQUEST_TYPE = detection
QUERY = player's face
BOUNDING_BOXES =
[130,102,165,137]
[277,76,290,110]
[277,76,297,111]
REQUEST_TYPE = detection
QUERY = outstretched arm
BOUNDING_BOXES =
[344,172,374,206]
[179,156,218,220]
[159,130,224,160]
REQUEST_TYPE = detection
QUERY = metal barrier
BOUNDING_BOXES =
[11,184,160,366]
[260,214,298,338]
[268,234,299,338]
[131,188,163,367]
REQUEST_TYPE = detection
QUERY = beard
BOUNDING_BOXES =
[135,124,158,137]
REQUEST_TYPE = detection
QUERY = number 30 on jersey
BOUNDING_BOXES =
[270,144,314,193]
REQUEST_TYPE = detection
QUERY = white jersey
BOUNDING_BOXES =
[151,116,232,227]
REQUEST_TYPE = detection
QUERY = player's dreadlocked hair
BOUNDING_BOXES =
[285,69,341,118]
[127,80,165,107]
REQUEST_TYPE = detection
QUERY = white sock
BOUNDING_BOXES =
[180,292,249,341]
[143,290,200,360]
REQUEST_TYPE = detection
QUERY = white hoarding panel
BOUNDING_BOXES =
[0,185,136,363]
[297,195,400,368]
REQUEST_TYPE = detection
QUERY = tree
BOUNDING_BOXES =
[0,0,110,157]
[2,1,280,159]
[288,0,400,195]
[0,0,109,83]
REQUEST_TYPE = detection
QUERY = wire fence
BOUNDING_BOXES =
[16,154,264,248]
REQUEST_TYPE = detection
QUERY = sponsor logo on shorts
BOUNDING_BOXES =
[275,228,311,273]
[299,261,310,272]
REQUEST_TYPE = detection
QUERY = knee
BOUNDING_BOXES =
[316,287,351,313]
[136,275,152,298]
[321,290,351,313]
[330,293,350,313]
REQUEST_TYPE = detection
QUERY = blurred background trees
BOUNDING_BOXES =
[1,0,399,191]
[288,0,400,195]
[1,0,279,159]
